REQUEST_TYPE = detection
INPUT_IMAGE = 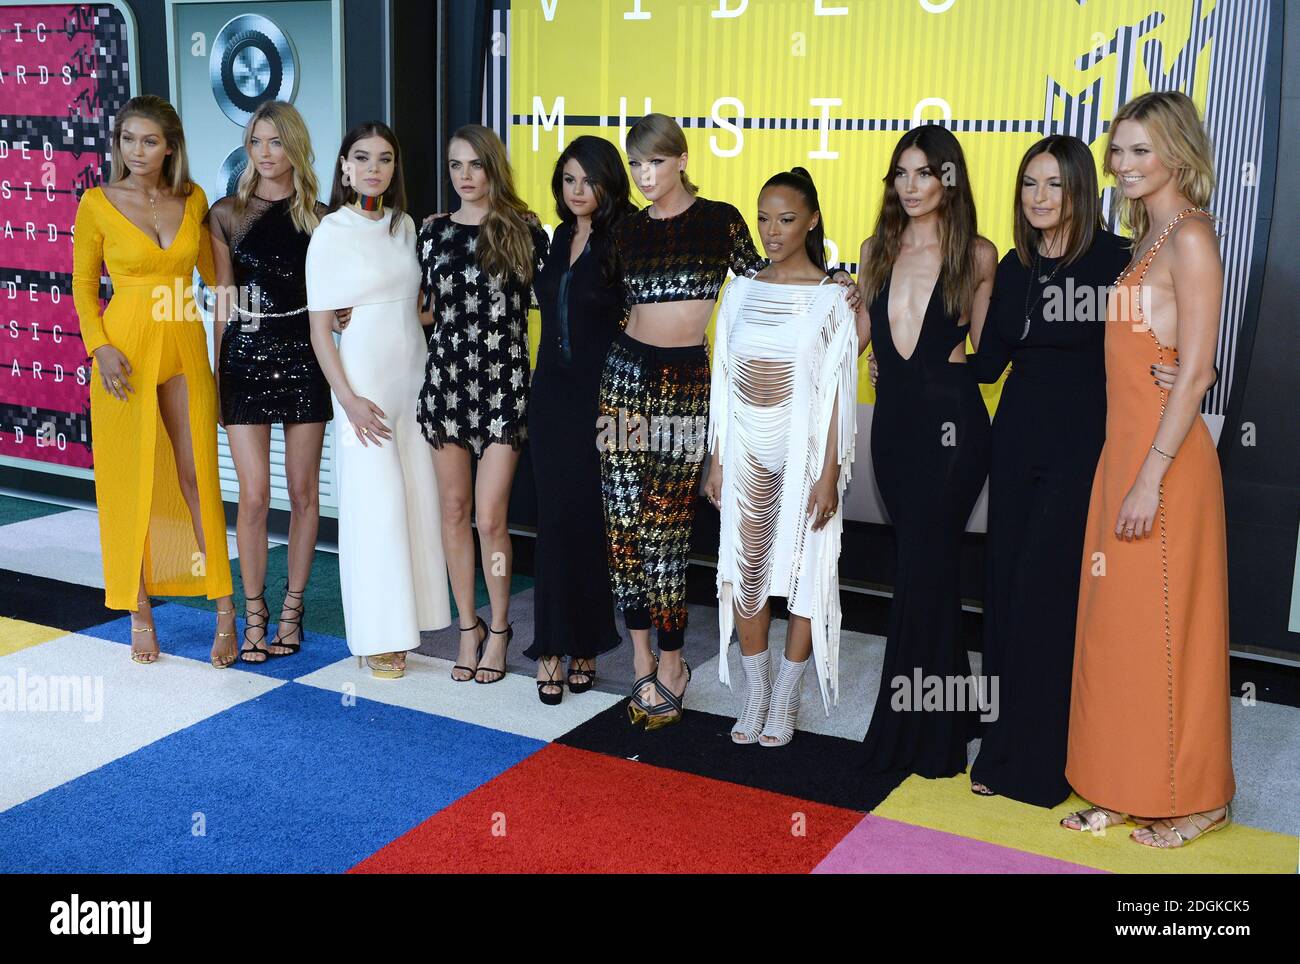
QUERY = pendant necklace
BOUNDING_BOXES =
[1021,240,1066,340]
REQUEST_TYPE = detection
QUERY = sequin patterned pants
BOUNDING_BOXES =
[597,331,710,651]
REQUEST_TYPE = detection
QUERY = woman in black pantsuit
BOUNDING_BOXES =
[967,137,1141,805]
[525,136,636,703]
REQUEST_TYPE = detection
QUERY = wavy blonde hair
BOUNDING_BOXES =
[450,124,538,284]
[110,95,191,194]
[1105,91,1215,240]
[234,101,320,234]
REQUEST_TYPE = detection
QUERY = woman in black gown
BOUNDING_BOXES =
[856,126,997,779]
[525,137,635,703]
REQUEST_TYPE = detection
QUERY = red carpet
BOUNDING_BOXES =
[351,744,864,873]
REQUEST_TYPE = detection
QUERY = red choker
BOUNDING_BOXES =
[354,193,383,212]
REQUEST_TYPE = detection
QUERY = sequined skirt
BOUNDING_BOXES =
[217,314,333,425]
[596,331,710,650]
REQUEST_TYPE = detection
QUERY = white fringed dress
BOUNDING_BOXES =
[709,276,858,714]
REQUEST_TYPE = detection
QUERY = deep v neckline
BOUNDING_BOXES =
[565,223,590,270]
[885,268,941,363]
[98,187,187,251]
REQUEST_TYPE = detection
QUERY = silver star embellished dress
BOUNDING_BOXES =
[415,215,549,458]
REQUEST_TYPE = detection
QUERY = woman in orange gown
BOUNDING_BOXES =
[1061,91,1233,847]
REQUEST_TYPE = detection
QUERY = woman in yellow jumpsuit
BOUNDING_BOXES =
[72,95,236,666]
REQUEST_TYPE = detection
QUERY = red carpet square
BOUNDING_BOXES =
[351,744,863,873]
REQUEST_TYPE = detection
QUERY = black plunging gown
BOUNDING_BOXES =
[523,222,623,660]
[861,271,990,778]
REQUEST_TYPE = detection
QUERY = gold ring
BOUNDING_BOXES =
[111,378,121,388]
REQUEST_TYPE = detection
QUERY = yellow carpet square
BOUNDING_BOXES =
[0,618,67,656]
[874,774,1298,874]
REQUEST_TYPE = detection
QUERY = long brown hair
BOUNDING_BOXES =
[235,101,320,234]
[328,120,407,235]
[1104,91,1215,240]
[110,95,191,194]
[1013,135,1105,267]
[450,124,538,284]
[860,125,979,318]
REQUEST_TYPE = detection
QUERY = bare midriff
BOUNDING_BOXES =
[624,299,717,347]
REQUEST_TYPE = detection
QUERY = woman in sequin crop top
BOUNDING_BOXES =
[615,195,764,308]
[599,113,764,729]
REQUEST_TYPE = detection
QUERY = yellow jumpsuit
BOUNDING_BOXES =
[72,184,233,611]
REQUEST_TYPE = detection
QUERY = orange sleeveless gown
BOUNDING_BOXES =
[1066,210,1234,817]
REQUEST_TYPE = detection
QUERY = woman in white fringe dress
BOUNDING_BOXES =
[704,168,859,747]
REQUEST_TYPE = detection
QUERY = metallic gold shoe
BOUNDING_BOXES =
[644,659,691,732]
[367,653,405,679]
[211,607,239,669]
[130,625,159,664]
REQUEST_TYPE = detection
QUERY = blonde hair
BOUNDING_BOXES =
[449,124,538,284]
[1105,91,1215,240]
[625,113,698,195]
[110,95,191,194]
[235,101,321,234]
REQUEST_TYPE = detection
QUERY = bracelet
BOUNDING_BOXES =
[1151,443,1175,461]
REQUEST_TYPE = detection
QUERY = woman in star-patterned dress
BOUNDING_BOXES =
[416,124,548,686]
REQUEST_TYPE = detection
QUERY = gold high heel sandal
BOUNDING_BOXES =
[211,607,238,669]
[130,595,159,664]
[366,652,406,679]
[130,625,159,664]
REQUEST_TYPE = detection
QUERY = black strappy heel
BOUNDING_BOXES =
[567,657,596,694]
[536,656,564,705]
[269,585,306,657]
[238,589,272,664]
[645,658,691,731]
[476,623,512,684]
[451,615,487,682]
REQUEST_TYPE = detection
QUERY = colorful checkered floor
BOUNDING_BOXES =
[1,493,1296,873]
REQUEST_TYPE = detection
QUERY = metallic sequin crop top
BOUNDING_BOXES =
[615,196,764,306]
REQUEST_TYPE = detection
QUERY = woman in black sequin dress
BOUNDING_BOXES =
[525,136,635,703]
[416,124,548,684]
[210,102,335,664]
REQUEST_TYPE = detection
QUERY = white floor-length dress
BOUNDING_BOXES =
[305,206,452,655]
[709,276,858,713]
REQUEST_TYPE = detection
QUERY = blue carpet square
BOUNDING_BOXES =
[78,603,352,680]
[0,683,544,872]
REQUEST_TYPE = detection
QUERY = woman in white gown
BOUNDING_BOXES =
[306,121,451,677]
[705,168,859,746]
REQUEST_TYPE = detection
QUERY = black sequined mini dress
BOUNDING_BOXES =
[210,194,333,425]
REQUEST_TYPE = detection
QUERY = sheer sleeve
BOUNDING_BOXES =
[724,203,764,279]
[207,195,233,247]
[72,193,108,356]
